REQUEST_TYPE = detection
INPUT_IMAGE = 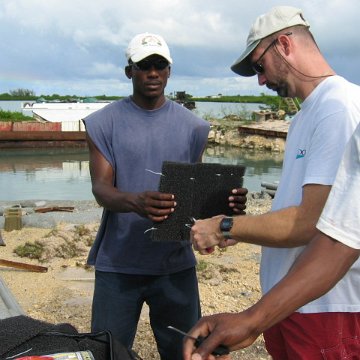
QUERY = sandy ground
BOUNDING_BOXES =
[0,194,272,360]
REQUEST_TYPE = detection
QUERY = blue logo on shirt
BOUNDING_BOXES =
[296,149,306,159]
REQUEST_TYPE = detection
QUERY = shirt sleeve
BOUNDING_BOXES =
[317,124,360,249]
[83,110,115,169]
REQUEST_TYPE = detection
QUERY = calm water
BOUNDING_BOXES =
[0,100,24,112]
[0,148,92,200]
[0,100,282,201]
[0,146,283,201]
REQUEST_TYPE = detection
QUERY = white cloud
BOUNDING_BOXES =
[1,0,360,97]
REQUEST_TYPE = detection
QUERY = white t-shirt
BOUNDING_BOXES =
[317,122,360,248]
[260,76,360,313]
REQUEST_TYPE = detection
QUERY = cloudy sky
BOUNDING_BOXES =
[1,0,359,98]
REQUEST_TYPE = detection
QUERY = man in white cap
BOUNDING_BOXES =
[83,33,247,360]
[186,6,360,359]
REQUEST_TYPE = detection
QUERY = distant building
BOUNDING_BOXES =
[206,94,222,99]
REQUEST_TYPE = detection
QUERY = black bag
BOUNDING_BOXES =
[0,315,141,360]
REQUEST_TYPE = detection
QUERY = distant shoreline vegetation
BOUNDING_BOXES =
[0,88,295,121]
[192,94,280,109]
[0,89,282,110]
[0,93,278,105]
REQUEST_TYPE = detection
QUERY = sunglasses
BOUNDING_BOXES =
[251,32,292,75]
[131,59,169,71]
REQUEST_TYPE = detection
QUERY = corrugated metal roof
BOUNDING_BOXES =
[26,102,111,123]
[0,276,25,319]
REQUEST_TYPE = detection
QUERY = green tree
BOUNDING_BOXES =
[9,88,36,97]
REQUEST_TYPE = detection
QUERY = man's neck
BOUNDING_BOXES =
[298,73,336,101]
[131,94,166,110]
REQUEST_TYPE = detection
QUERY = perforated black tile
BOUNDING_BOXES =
[151,162,245,242]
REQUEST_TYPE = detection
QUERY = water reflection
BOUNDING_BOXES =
[203,145,283,191]
[0,148,89,171]
[0,148,92,201]
[0,146,283,201]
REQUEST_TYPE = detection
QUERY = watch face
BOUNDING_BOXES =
[220,217,233,231]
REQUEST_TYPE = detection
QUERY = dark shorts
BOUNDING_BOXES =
[264,312,360,360]
[91,268,201,360]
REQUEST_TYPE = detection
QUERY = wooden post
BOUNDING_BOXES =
[4,208,22,231]
[0,259,48,273]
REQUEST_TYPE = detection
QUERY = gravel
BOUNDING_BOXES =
[0,192,273,360]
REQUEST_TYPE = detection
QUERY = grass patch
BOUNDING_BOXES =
[14,241,45,260]
[74,225,94,246]
[196,259,208,272]
[0,109,33,122]
[74,224,91,237]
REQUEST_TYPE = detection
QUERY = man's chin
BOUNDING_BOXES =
[267,83,288,98]
[276,88,288,98]
[144,89,163,98]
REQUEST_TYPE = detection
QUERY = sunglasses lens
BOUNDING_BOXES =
[156,60,169,70]
[133,60,169,71]
[134,62,150,71]
[154,60,169,70]
[252,63,264,75]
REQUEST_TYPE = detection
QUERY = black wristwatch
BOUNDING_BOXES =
[220,216,233,240]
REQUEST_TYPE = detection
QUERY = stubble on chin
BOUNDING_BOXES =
[276,83,289,98]
[266,81,288,98]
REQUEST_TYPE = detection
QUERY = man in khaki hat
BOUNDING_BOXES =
[185,5,360,359]
[231,6,310,77]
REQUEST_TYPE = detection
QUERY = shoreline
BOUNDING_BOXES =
[208,119,289,151]
[0,192,272,230]
[0,119,289,150]
[0,200,103,229]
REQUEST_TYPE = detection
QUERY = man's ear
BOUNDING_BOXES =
[277,34,292,56]
[125,65,132,79]
[168,66,171,78]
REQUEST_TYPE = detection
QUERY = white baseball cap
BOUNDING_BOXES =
[125,32,173,64]
[231,6,310,76]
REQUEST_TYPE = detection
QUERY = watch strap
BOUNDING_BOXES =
[220,216,233,240]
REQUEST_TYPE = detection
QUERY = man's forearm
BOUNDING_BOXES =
[92,182,137,213]
[230,184,331,248]
[230,206,314,247]
[249,233,360,333]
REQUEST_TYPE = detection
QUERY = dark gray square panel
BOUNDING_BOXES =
[151,162,245,242]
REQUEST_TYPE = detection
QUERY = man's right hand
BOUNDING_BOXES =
[183,312,260,360]
[135,191,176,222]
[191,215,236,255]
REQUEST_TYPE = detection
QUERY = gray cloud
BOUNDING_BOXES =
[1,0,360,97]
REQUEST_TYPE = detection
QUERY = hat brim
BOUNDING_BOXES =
[230,39,260,77]
[131,50,173,64]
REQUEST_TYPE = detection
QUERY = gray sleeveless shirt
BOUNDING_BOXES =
[84,97,210,275]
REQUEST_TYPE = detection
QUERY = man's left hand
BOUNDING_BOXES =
[229,188,248,215]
